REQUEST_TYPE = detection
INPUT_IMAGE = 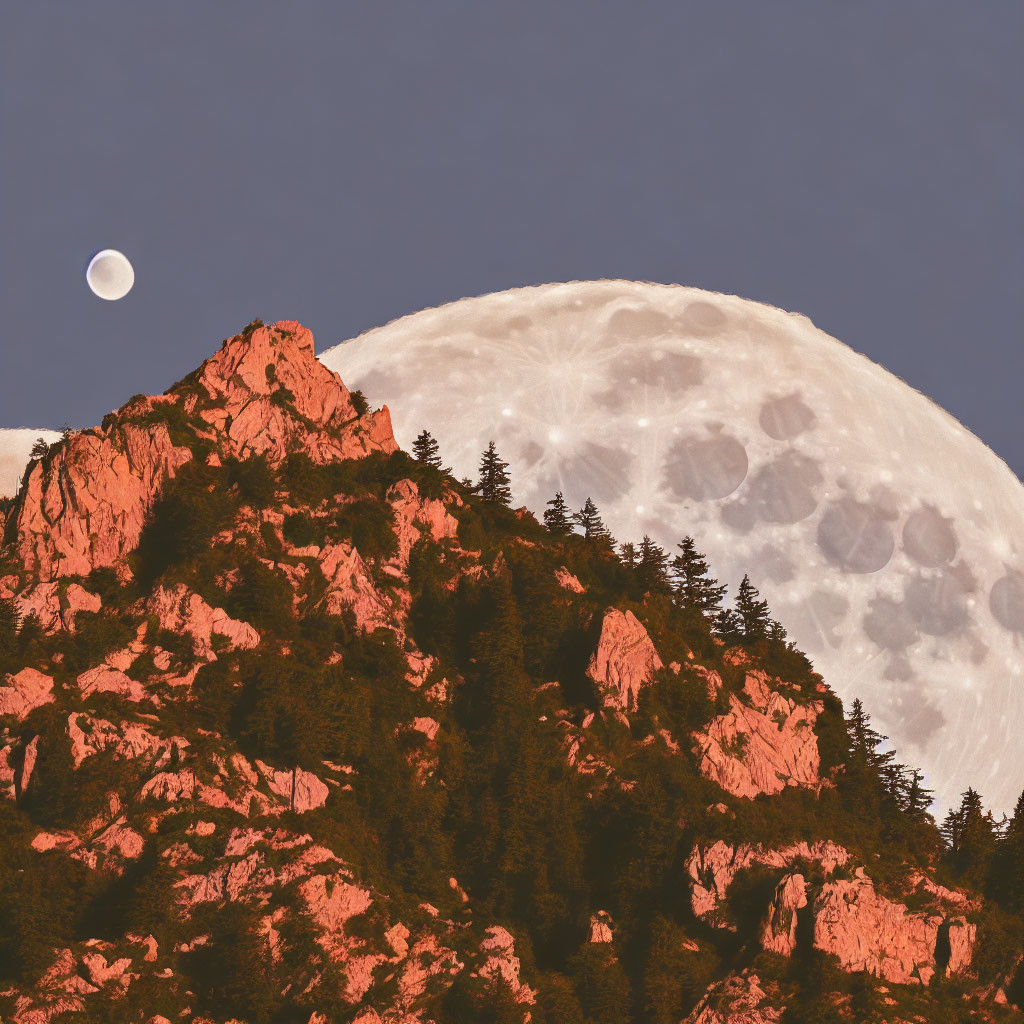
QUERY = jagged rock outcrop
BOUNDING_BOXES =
[588,910,614,943]
[148,583,259,658]
[477,926,537,1006]
[586,607,663,711]
[812,869,977,985]
[189,320,396,465]
[694,669,822,798]
[0,667,55,719]
[10,320,396,584]
[760,872,808,956]
[687,839,850,926]
[555,566,585,593]
[13,421,193,581]
[15,581,101,633]
[318,541,395,631]
[386,478,459,571]
[684,971,782,1024]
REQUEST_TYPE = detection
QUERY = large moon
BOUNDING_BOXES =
[86,249,134,300]
[322,280,1024,815]
[0,429,62,498]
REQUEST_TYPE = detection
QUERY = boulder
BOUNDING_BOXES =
[76,665,148,703]
[478,926,537,1005]
[0,667,55,719]
[588,911,614,943]
[586,608,663,711]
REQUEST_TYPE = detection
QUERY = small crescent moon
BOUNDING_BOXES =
[86,249,135,301]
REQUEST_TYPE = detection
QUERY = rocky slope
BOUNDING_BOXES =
[0,319,1020,1024]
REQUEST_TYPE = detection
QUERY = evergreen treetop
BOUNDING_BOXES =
[670,536,727,617]
[573,497,612,544]
[543,491,575,535]
[735,574,772,640]
[412,429,449,472]
[476,442,513,506]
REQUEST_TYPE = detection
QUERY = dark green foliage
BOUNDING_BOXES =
[712,605,743,642]
[328,496,397,561]
[635,535,671,595]
[567,944,632,1024]
[182,902,280,1024]
[543,491,574,535]
[350,388,370,416]
[0,597,18,674]
[133,462,235,586]
[670,536,727,618]
[224,453,276,509]
[573,497,612,544]
[220,557,294,634]
[29,437,49,459]
[0,808,89,984]
[477,441,513,505]
[942,787,998,889]
[412,428,449,472]
[282,509,323,548]
[735,573,771,640]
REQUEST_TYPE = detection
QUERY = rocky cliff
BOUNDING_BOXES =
[0,320,1017,1024]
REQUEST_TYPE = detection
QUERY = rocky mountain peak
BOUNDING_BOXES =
[0,319,1019,1024]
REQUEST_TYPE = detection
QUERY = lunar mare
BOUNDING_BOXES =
[323,280,1024,815]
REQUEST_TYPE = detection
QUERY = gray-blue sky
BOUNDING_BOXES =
[2,3,1021,476]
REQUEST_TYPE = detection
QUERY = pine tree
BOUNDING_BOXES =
[946,787,996,887]
[29,437,49,459]
[543,491,574,535]
[735,574,771,640]
[904,768,934,821]
[994,790,1024,912]
[619,542,638,568]
[637,535,671,594]
[412,429,448,471]
[846,698,895,775]
[573,497,612,543]
[476,441,512,506]
[670,536,727,618]
[713,606,743,643]
[767,619,788,645]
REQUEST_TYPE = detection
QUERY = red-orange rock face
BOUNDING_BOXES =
[693,670,822,799]
[812,870,977,986]
[190,320,397,465]
[586,607,663,711]
[10,320,397,585]
[684,970,782,1024]
[15,423,192,581]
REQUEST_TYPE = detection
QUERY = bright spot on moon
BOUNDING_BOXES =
[86,249,134,300]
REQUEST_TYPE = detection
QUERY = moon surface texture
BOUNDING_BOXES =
[322,280,1024,816]
[86,249,134,300]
